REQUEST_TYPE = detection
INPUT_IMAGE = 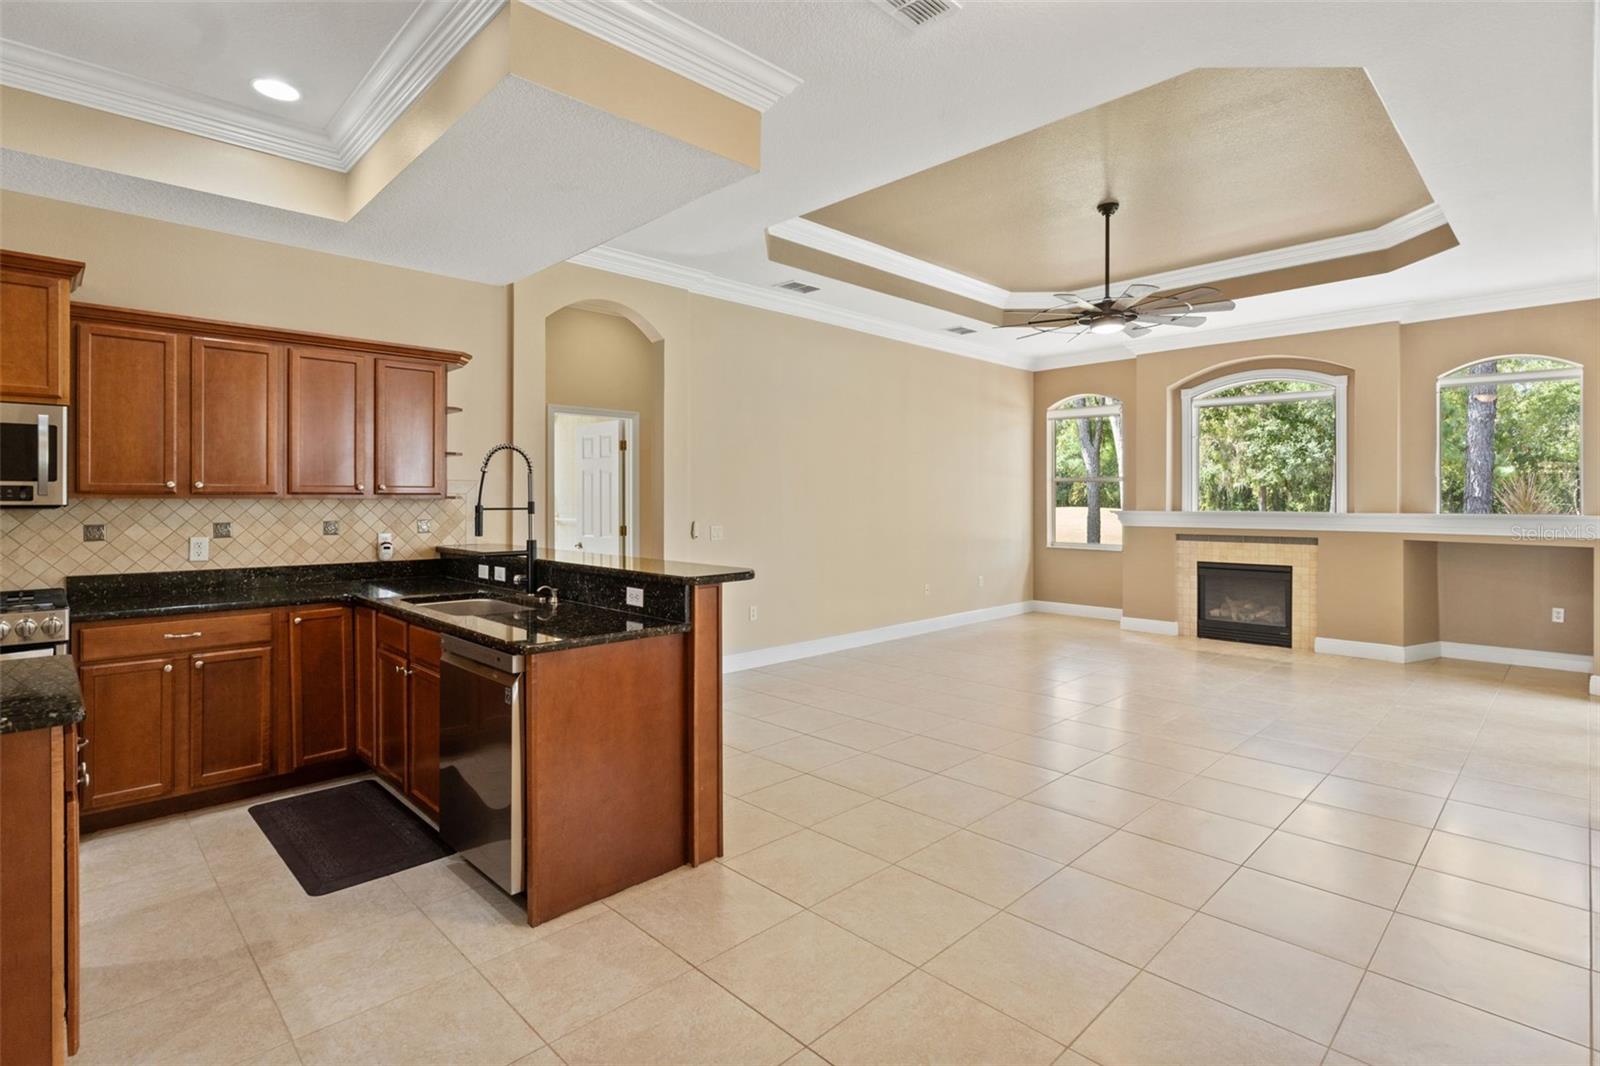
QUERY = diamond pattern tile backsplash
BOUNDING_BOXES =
[0,487,473,590]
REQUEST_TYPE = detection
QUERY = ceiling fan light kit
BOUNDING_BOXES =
[1004,198,1236,343]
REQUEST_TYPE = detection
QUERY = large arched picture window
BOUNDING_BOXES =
[1437,356,1582,514]
[1047,395,1123,547]
[1182,369,1347,513]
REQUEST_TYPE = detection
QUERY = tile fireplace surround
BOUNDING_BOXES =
[1176,535,1318,651]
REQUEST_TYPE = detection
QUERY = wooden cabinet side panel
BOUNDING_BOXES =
[687,585,723,864]
[0,728,64,1065]
[74,322,182,496]
[528,635,687,924]
[63,724,80,1057]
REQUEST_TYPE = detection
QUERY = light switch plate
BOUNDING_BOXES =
[1553,607,1566,623]
[709,524,725,541]
[625,586,645,608]
[188,536,209,562]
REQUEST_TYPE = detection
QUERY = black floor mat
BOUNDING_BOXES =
[248,780,451,896]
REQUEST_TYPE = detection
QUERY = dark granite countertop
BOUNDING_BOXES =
[64,563,689,656]
[1,655,86,735]
[438,545,755,585]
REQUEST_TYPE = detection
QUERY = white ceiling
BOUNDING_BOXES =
[0,1,422,130]
[0,0,1595,368]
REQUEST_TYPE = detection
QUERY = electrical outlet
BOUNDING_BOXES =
[625,586,645,608]
[416,518,432,534]
[477,564,490,579]
[1552,607,1566,623]
[188,536,209,562]
[710,524,725,541]
[748,605,758,622]
[493,566,507,582]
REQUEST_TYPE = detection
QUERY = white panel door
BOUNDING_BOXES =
[575,419,622,554]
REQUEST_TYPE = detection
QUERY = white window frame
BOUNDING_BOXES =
[1046,396,1124,551]
[1434,356,1583,516]
[1181,369,1348,513]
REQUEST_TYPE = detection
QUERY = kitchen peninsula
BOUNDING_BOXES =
[64,548,752,925]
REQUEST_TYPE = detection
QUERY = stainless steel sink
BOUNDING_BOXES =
[405,596,518,617]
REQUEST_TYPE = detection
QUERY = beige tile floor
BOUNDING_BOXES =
[75,613,1596,1065]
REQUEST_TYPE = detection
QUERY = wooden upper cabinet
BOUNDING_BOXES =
[190,336,283,496]
[287,346,369,495]
[188,644,274,790]
[74,322,182,496]
[374,357,446,496]
[0,250,82,404]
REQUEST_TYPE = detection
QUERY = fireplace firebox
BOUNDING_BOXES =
[1196,562,1293,647]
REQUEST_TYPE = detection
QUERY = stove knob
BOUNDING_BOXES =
[14,618,37,639]
[40,617,64,638]
[0,621,10,641]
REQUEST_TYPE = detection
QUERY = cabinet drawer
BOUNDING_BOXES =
[376,613,409,656]
[77,610,275,663]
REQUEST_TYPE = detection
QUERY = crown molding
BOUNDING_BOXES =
[770,203,1452,313]
[523,0,801,111]
[0,0,503,172]
[568,246,1034,370]
[1030,278,1600,370]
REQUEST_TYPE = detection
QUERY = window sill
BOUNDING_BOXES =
[1045,543,1123,552]
[1118,510,1599,539]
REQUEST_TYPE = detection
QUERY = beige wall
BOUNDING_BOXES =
[1033,359,1136,607]
[1436,543,1592,655]
[513,264,1034,654]
[544,307,665,557]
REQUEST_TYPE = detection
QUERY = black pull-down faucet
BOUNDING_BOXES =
[473,443,537,591]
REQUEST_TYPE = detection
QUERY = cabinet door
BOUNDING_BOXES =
[0,267,69,403]
[75,323,182,496]
[373,357,446,496]
[375,647,409,787]
[354,608,376,763]
[188,645,273,790]
[287,347,368,495]
[288,606,353,765]
[78,657,177,809]
[406,661,440,820]
[190,336,282,496]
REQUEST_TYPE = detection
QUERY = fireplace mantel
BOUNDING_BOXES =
[1121,511,1599,540]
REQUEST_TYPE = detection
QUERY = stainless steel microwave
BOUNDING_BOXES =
[0,402,68,507]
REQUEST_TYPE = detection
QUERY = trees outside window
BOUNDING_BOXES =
[1438,357,1581,514]
[1048,396,1123,547]
[1183,370,1347,512]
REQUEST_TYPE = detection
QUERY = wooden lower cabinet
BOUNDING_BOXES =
[287,605,353,766]
[406,661,441,819]
[78,656,177,811]
[188,645,273,790]
[375,646,409,788]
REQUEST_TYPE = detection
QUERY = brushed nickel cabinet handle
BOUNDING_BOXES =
[378,484,387,491]
[162,664,172,673]
[194,481,204,489]
[356,482,365,491]
[293,616,303,625]
[165,480,176,489]
[164,631,203,639]
[194,660,204,669]
[77,763,90,789]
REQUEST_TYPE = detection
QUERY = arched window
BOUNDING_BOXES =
[1437,356,1581,514]
[1048,395,1123,548]
[1182,369,1347,513]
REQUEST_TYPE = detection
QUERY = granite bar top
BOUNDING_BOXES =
[1,655,86,735]
[437,545,755,586]
[63,562,689,656]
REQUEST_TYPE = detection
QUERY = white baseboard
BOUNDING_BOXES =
[722,601,1031,673]
[1029,600,1123,621]
[1590,675,1600,696]
[1315,636,1593,673]
[1119,616,1181,636]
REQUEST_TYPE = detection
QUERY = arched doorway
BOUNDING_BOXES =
[544,302,665,557]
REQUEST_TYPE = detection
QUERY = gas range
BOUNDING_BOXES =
[0,587,70,656]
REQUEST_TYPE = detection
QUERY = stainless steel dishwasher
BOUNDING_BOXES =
[439,635,525,895]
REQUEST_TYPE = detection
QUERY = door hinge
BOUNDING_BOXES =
[619,523,628,536]
[618,439,627,451]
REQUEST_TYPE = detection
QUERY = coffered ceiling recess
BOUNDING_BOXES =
[767,68,1457,326]
[0,0,799,283]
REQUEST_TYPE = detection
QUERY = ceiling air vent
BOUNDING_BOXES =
[774,280,820,294]
[872,0,962,29]
[945,326,977,335]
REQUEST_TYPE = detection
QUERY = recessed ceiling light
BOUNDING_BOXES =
[251,77,301,102]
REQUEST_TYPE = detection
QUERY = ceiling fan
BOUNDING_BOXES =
[1003,199,1234,341]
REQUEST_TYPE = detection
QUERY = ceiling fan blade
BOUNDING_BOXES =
[1051,293,1098,312]
[1138,297,1235,315]
[1125,325,1153,338]
[1111,283,1159,310]
[1150,286,1223,305]
[1132,314,1207,327]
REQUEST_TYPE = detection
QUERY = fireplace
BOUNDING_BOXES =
[1196,562,1293,647]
